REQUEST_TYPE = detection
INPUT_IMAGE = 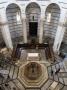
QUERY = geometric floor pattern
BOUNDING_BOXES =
[0,59,19,85]
[47,62,67,86]
[0,49,67,90]
[0,61,67,90]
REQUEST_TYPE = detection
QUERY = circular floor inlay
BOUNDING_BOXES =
[24,62,42,80]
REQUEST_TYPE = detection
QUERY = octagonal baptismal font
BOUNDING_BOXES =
[24,62,42,80]
[18,61,48,88]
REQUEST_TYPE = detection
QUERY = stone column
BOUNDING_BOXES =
[39,18,44,43]
[22,18,27,43]
[53,9,66,53]
[0,10,13,49]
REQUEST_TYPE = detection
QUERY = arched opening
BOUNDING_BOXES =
[26,2,41,43]
[6,3,23,46]
[44,3,60,45]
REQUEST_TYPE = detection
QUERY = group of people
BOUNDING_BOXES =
[51,68,60,76]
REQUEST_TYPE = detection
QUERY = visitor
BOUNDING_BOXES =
[51,69,53,76]
[55,68,60,74]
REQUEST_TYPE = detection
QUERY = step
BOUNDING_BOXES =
[41,79,53,90]
[2,83,11,90]
[48,81,58,90]
[54,83,64,90]
[13,79,25,90]
[26,89,40,90]
[8,81,18,90]
[9,65,15,79]
[12,66,19,79]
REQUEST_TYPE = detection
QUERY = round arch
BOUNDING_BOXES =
[45,3,60,13]
[25,2,41,14]
[5,2,22,13]
[43,3,60,44]
[6,3,23,45]
[25,2,41,42]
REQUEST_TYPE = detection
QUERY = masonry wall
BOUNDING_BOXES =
[6,3,23,44]
[0,0,67,45]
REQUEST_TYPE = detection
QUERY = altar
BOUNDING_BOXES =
[27,53,40,61]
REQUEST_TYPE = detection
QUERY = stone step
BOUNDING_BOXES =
[12,66,19,79]
[26,89,40,90]
[8,81,18,90]
[13,79,25,90]
[2,83,11,90]
[54,83,64,90]
[41,79,53,90]
[48,81,58,90]
[9,65,15,79]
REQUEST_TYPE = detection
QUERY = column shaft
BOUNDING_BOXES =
[53,9,66,53]
[39,19,44,43]
[22,19,27,43]
[0,10,13,49]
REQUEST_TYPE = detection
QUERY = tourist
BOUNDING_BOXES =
[55,68,60,74]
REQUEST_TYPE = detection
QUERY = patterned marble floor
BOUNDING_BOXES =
[0,49,67,90]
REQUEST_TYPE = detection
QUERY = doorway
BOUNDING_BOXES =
[29,22,38,37]
[26,2,41,43]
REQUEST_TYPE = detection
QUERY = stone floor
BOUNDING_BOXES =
[0,49,67,90]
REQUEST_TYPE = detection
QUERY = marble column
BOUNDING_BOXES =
[53,9,66,53]
[22,18,27,43]
[0,10,13,49]
[39,18,44,43]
